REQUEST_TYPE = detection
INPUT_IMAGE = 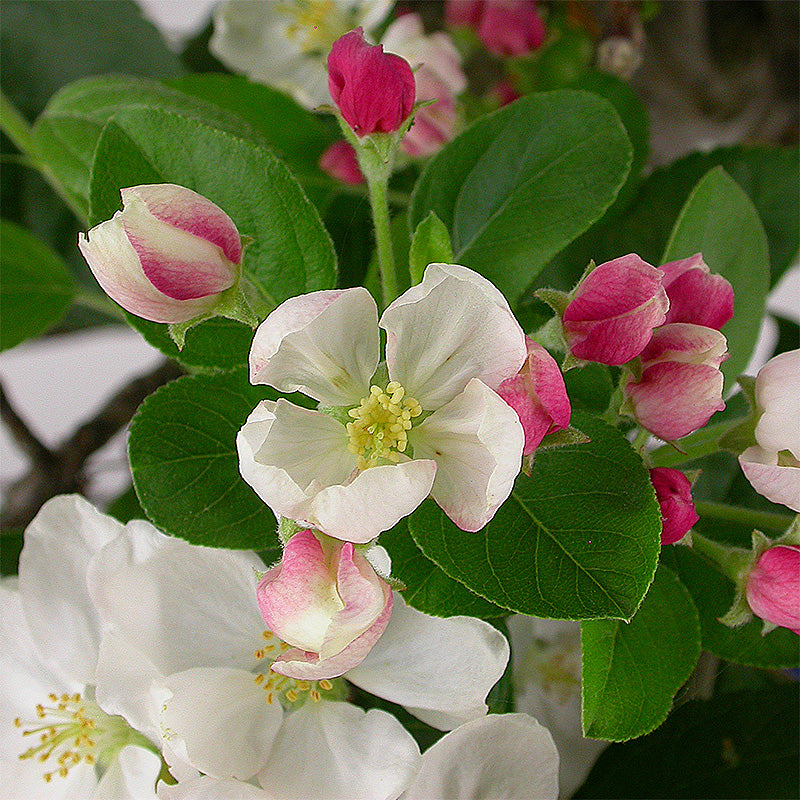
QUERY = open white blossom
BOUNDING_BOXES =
[158,713,559,800]
[89,518,510,797]
[238,263,526,543]
[0,496,162,799]
[507,617,608,798]
[210,0,392,109]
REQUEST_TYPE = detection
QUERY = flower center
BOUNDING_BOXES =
[526,635,581,705]
[277,0,349,53]
[252,631,346,709]
[346,382,422,470]
[14,692,143,783]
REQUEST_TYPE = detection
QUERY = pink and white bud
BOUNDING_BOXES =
[381,14,467,159]
[739,349,800,512]
[623,323,727,441]
[257,529,393,680]
[561,254,669,366]
[660,253,734,330]
[319,140,365,185]
[447,0,546,57]
[78,184,242,324]
[745,545,800,635]
[328,27,416,136]
[649,467,698,545]
[498,338,571,455]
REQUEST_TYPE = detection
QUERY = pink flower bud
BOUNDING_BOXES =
[660,254,734,330]
[328,28,416,136]
[446,0,546,57]
[319,140,365,185]
[257,529,393,680]
[561,254,669,366]
[498,338,571,455]
[745,545,800,635]
[78,184,242,324]
[649,467,698,545]
[623,323,727,441]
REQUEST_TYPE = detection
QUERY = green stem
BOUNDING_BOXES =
[0,90,88,224]
[73,291,127,322]
[695,500,793,534]
[690,530,751,583]
[366,172,398,307]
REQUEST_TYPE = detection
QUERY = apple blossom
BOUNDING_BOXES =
[88,517,511,793]
[446,0,547,57]
[0,496,162,798]
[660,253,734,330]
[739,349,800,512]
[497,337,571,456]
[561,254,669,366]
[78,184,242,325]
[238,263,526,542]
[649,467,699,545]
[328,28,415,136]
[622,323,727,441]
[507,617,606,798]
[157,714,559,800]
[210,0,393,110]
[319,140,365,185]
[745,545,800,636]
[256,530,393,678]
[381,13,467,158]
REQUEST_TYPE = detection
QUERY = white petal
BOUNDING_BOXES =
[257,701,420,800]
[754,349,800,460]
[249,288,379,406]
[159,776,266,800]
[402,714,559,800]
[346,594,509,730]
[19,495,124,685]
[381,263,526,409]
[739,447,800,513]
[412,379,524,531]
[88,526,266,675]
[0,755,97,800]
[160,668,283,781]
[238,400,436,542]
[93,744,162,800]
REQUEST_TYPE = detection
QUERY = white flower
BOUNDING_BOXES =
[0,496,162,799]
[210,0,393,109]
[89,520,511,797]
[238,263,526,542]
[739,349,800,512]
[157,713,559,800]
[507,617,608,798]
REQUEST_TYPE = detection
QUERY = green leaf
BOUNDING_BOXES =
[408,212,454,285]
[581,564,701,741]
[88,107,337,370]
[410,90,632,303]
[128,369,289,550]
[576,685,799,799]
[407,413,661,620]
[662,167,770,393]
[32,75,247,218]
[660,545,799,668]
[380,520,509,619]
[0,219,75,350]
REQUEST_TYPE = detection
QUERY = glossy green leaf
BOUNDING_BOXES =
[662,167,769,393]
[581,564,701,741]
[576,685,799,799]
[32,75,245,217]
[88,107,337,370]
[410,90,632,302]
[660,545,799,668]
[0,219,75,350]
[407,413,661,620]
[128,370,283,549]
[408,211,454,285]
[380,520,509,619]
